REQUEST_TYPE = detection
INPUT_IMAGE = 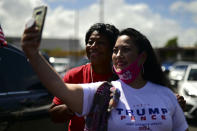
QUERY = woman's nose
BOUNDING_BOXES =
[90,42,97,48]
[116,50,122,57]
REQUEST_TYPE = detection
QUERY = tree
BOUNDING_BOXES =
[194,41,197,47]
[164,37,178,48]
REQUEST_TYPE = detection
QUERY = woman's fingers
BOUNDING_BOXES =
[22,31,40,42]
[108,87,120,112]
[25,18,36,29]
[22,18,39,43]
[21,22,41,57]
[22,30,40,48]
[176,94,186,111]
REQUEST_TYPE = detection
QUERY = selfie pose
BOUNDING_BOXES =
[49,23,119,131]
[48,23,186,131]
[21,22,189,130]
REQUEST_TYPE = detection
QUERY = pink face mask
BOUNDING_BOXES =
[113,54,143,84]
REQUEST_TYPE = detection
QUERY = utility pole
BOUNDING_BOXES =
[74,10,79,39]
[100,0,104,22]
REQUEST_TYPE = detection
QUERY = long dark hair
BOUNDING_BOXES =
[119,28,171,88]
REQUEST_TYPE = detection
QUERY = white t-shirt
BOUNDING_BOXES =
[80,80,188,131]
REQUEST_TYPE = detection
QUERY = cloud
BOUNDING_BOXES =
[0,0,45,36]
[170,1,197,14]
[103,0,197,47]
[178,28,197,47]
[46,0,76,3]
[44,6,76,38]
[70,0,186,47]
[170,1,197,25]
[1,0,197,48]
[169,1,197,46]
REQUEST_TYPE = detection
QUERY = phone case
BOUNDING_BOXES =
[32,5,47,39]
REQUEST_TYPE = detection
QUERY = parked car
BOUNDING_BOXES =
[49,57,71,77]
[168,61,196,87]
[161,60,174,73]
[0,44,53,130]
[73,57,90,68]
[177,64,197,119]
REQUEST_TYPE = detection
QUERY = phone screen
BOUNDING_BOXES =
[33,6,47,39]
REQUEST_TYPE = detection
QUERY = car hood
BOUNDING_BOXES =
[182,81,197,94]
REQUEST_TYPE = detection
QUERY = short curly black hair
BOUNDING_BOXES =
[85,23,119,49]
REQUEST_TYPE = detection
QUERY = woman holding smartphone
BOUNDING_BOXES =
[21,22,188,131]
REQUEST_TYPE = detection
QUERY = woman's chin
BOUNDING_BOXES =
[114,67,122,72]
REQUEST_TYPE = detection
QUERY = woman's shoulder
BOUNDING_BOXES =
[66,63,91,75]
[148,81,177,99]
[148,81,171,91]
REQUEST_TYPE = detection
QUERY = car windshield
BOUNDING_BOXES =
[174,65,188,70]
[188,69,197,81]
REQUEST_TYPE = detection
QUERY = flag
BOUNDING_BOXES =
[0,25,7,46]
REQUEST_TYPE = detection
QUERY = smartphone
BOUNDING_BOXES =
[32,5,47,40]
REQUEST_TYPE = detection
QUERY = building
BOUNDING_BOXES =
[6,36,83,52]
[155,47,197,63]
[6,36,86,66]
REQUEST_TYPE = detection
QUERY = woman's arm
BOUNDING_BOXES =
[21,22,83,114]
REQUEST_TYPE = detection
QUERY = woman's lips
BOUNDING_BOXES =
[116,61,126,68]
[117,63,124,67]
[90,51,99,58]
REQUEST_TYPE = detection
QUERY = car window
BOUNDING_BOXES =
[0,76,7,92]
[0,45,44,92]
[188,69,197,81]
[174,65,188,70]
[75,57,89,67]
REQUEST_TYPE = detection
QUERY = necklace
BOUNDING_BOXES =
[90,65,93,83]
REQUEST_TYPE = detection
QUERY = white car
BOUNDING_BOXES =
[177,64,197,119]
[49,57,71,76]
[168,61,196,87]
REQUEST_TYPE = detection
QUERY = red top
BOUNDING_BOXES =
[53,63,112,131]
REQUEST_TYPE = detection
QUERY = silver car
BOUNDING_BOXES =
[169,61,196,87]
[177,64,197,119]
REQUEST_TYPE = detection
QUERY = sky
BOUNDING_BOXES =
[0,0,197,48]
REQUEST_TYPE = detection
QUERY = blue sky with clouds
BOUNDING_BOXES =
[0,0,197,47]
[46,0,196,28]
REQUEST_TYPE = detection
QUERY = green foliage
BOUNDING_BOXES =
[194,41,197,47]
[164,37,178,48]
[53,47,62,51]
[6,39,13,44]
